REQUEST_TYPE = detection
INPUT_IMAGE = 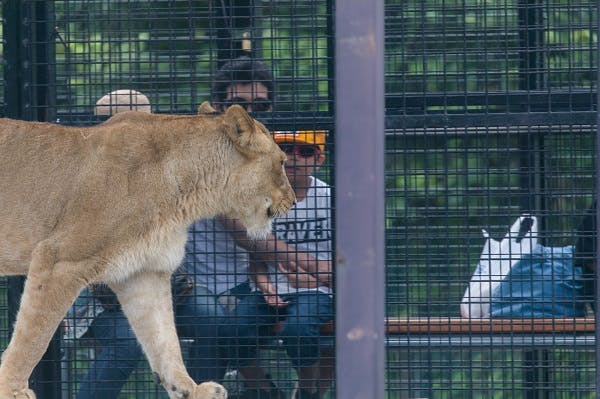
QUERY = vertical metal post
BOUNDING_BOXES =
[29,0,57,122]
[517,0,545,216]
[518,0,544,92]
[2,1,60,398]
[3,0,26,342]
[211,0,255,67]
[596,11,600,396]
[3,0,25,119]
[335,1,385,398]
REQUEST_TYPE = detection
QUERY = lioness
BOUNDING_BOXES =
[0,103,295,399]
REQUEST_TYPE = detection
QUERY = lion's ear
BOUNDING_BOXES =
[224,105,271,155]
[224,104,254,131]
[197,101,217,114]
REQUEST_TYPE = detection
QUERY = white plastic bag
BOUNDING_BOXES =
[460,215,538,318]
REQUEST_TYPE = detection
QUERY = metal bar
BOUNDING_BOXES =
[3,0,24,119]
[517,0,545,217]
[518,0,544,92]
[2,0,26,347]
[28,1,61,394]
[211,0,254,66]
[335,1,385,398]
[595,8,600,396]
[386,112,597,129]
[2,2,60,398]
[2,0,26,341]
[386,91,596,112]
[30,0,56,122]
[385,335,596,348]
[55,110,597,132]
[523,350,540,399]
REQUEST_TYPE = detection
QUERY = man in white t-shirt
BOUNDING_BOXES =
[222,130,334,399]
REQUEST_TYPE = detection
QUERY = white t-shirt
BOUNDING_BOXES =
[263,176,332,295]
[183,218,250,295]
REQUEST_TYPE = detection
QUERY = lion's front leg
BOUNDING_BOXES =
[0,242,88,399]
[112,272,227,399]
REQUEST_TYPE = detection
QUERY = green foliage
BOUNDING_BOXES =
[54,1,217,113]
[386,0,597,96]
[53,0,331,114]
[261,4,331,112]
[386,348,596,398]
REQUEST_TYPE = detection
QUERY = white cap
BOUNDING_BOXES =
[94,89,151,115]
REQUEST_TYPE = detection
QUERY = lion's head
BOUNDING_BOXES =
[199,102,296,239]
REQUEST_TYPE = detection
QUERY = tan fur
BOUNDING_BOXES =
[0,104,295,399]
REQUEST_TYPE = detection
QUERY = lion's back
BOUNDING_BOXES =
[0,118,88,185]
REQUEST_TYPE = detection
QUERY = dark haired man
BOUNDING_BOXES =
[191,57,333,398]
[211,56,274,113]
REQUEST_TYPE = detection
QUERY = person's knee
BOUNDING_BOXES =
[176,299,226,335]
[286,345,321,369]
[99,338,142,363]
[280,319,319,339]
[177,314,222,337]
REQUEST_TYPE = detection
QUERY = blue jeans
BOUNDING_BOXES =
[76,285,227,399]
[223,290,333,368]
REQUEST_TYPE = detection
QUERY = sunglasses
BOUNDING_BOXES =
[222,97,272,112]
[279,144,321,158]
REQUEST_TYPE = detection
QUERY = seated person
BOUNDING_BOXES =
[222,130,334,399]
[461,209,595,318]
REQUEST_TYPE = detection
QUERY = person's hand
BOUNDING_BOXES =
[262,291,289,308]
[276,261,321,289]
[255,273,289,308]
[278,252,333,287]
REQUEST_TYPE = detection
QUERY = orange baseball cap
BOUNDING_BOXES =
[272,130,327,152]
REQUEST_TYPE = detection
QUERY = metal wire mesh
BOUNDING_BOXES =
[3,1,335,398]
[0,0,597,398]
[384,1,597,398]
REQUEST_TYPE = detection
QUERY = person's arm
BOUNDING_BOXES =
[249,261,288,308]
[218,216,332,286]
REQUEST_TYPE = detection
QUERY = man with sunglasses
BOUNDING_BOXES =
[186,57,297,399]
[188,57,332,398]
[220,130,334,399]
[211,56,274,113]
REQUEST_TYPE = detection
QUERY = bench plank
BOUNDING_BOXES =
[322,317,595,334]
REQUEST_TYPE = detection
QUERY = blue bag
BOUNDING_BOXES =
[490,245,586,317]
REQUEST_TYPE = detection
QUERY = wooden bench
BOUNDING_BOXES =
[321,316,595,345]
[322,317,596,398]
[322,316,595,334]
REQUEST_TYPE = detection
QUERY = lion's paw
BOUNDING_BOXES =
[192,381,227,399]
[0,388,36,399]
